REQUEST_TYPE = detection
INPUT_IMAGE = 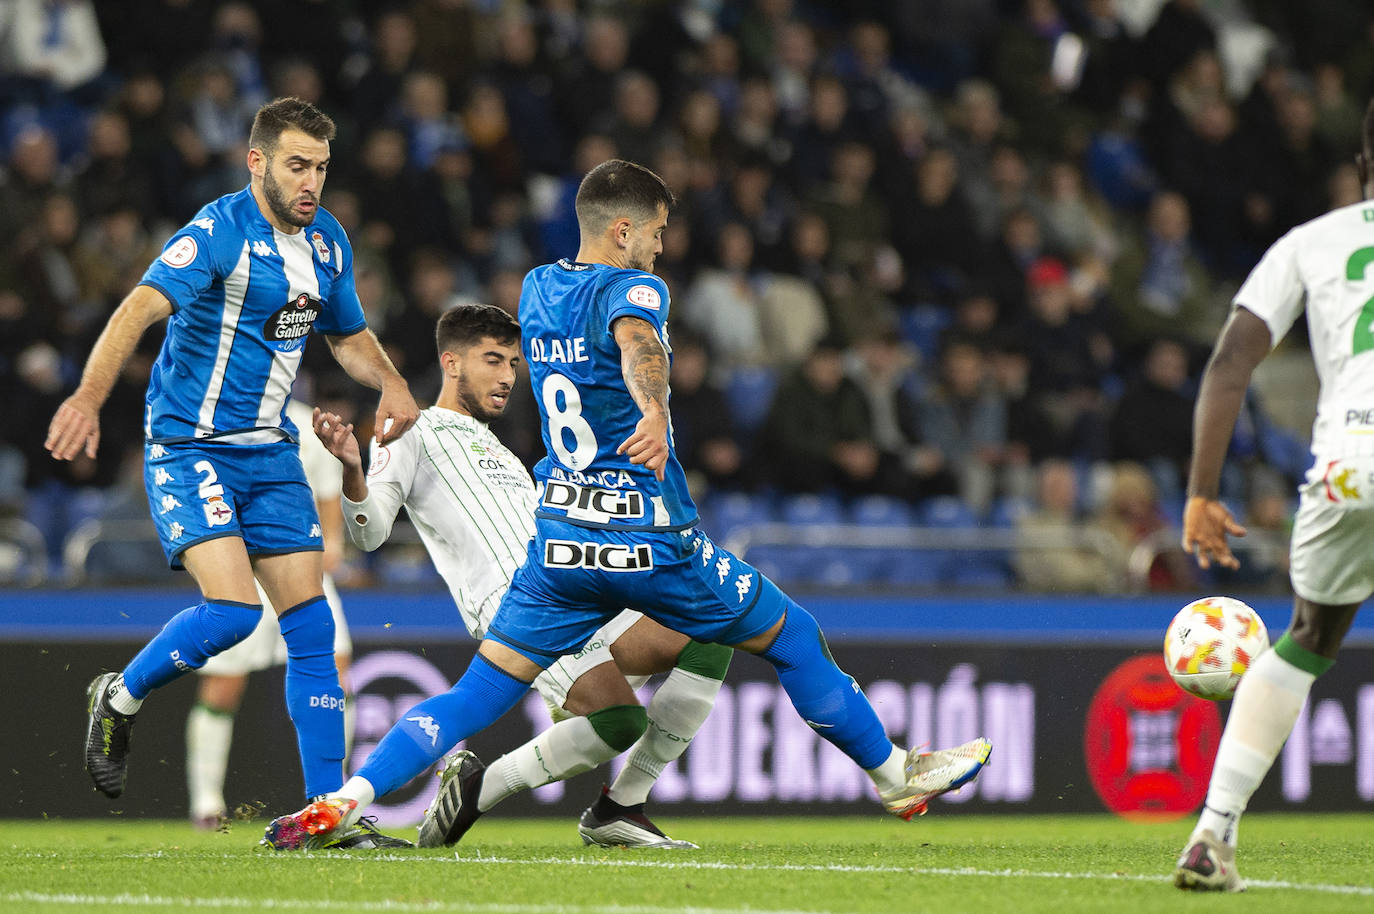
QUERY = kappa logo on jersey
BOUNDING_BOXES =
[160,236,198,268]
[544,539,654,572]
[203,496,234,527]
[251,239,277,258]
[150,444,168,459]
[159,494,182,515]
[310,231,330,264]
[168,521,185,541]
[262,293,322,347]
[626,284,661,310]
[542,481,645,520]
[191,217,215,236]
[309,523,321,538]
[153,467,174,486]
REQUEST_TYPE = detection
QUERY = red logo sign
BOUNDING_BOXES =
[1083,654,1221,819]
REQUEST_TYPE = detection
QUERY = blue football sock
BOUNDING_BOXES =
[358,654,529,798]
[279,596,345,799]
[761,601,893,769]
[121,600,262,698]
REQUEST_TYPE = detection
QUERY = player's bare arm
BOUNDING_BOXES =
[312,408,365,501]
[325,328,418,445]
[612,315,670,481]
[1183,306,1271,569]
[45,284,173,461]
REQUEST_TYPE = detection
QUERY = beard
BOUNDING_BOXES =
[263,167,316,228]
[456,371,507,423]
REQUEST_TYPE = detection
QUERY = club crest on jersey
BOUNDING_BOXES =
[544,540,653,572]
[262,293,322,351]
[311,231,331,264]
[626,284,661,310]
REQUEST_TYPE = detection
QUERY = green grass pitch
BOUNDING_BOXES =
[2,814,1371,913]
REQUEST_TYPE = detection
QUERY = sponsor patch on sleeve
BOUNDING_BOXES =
[626,284,661,310]
[160,236,198,268]
[368,445,391,476]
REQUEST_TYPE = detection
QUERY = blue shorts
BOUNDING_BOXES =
[486,519,787,665]
[143,439,322,569]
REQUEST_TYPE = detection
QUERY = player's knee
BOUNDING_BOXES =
[277,596,334,658]
[675,640,732,681]
[586,704,648,752]
[201,600,262,653]
[760,602,828,671]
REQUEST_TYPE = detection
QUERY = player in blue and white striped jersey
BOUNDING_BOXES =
[47,99,417,845]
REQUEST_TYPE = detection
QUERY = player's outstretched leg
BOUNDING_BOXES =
[85,672,136,798]
[757,601,991,817]
[419,705,648,847]
[264,652,530,849]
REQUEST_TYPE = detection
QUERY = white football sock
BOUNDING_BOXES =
[867,744,907,796]
[1194,648,1316,845]
[477,716,615,812]
[607,668,723,806]
[186,704,233,819]
[334,775,376,828]
[107,674,143,715]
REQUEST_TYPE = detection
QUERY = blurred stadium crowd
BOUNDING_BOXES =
[3,0,1371,592]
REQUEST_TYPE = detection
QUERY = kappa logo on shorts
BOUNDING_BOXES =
[544,540,654,572]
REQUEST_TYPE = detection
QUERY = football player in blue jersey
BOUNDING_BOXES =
[47,97,418,848]
[263,160,990,850]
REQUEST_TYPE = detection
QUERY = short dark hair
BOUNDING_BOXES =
[249,97,336,158]
[435,303,521,357]
[574,159,676,236]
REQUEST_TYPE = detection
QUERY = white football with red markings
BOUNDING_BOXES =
[1163,596,1270,700]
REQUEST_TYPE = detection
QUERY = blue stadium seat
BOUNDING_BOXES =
[918,496,979,528]
[850,494,916,527]
[702,491,775,541]
[987,495,1034,528]
[779,492,846,526]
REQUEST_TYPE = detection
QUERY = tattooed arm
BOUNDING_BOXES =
[612,315,670,481]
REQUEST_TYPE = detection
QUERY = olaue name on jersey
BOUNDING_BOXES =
[528,336,589,363]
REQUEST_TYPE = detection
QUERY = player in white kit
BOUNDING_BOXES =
[1174,98,1374,891]
[186,399,353,828]
[309,303,730,848]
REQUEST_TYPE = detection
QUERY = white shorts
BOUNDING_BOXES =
[198,574,351,676]
[533,610,649,720]
[1290,458,1374,605]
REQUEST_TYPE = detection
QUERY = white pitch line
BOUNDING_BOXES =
[29,851,1374,899]
[0,893,833,914]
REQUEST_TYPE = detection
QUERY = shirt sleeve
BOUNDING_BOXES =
[341,432,417,551]
[1233,229,1305,349]
[603,272,670,338]
[138,220,224,312]
[313,230,367,336]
